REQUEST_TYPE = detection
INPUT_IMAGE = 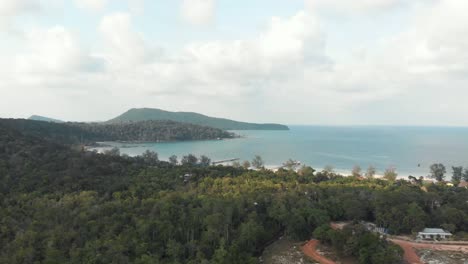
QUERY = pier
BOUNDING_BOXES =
[212,158,240,165]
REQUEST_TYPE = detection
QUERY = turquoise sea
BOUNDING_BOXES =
[95,126,468,177]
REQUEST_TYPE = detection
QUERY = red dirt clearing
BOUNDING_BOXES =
[302,239,336,264]
[389,239,422,264]
[389,238,468,264]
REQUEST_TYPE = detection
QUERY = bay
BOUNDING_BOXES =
[93,125,468,177]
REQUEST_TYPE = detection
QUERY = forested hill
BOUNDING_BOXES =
[28,115,64,123]
[107,108,289,130]
[0,119,235,145]
[0,122,467,264]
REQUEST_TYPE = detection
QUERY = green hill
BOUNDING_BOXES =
[107,108,289,130]
[28,115,64,123]
[1,119,235,145]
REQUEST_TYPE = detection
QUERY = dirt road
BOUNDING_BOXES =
[389,238,468,264]
[302,239,336,264]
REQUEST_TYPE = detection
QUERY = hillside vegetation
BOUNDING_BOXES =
[107,108,289,130]
[28,115,64,123]
[0,122,466,264]
[0,119,235,145]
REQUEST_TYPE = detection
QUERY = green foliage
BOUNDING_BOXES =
[181,154,198,166]
[352,165,362,177]
[318,224,403,264]
[169,155,178,165]
[0,123,467,263]
[452,166,463,185]
[0,118,235,145]
[107,108,289,130]
[430,163,446,182]
[383,167,398,181]
[251,155,264,169]
[365,166,376,179]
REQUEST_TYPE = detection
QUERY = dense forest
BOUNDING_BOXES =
[0,119,235,145]
[107,108,289,130]
[0,123,467,263]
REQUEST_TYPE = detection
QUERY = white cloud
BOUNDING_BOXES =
[390,0,468,76]
[74,0,107,11]
[3,0,468,126]
[15,26,98,74]
[305,0,412,13]
[144,10,327,97]
[0,0,40,16]
[0,0,41,29]
[127,0,145,14]
[99,12,153,69]
[180,0,214,26]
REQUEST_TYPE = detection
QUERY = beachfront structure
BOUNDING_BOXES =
[417,228,452,240]
[458,181,468,189]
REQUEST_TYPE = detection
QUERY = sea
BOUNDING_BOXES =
[93,126,468,178]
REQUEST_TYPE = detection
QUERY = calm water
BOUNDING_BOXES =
[95,126,468,177]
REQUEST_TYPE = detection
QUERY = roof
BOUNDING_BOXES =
[459,181,468,188]
[419,228,452,235]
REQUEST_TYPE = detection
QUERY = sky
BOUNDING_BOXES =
[1,0,468,126]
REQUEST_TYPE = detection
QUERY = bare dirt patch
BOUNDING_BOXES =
[302,240,335,264]
[418,249,468,264]
[262,236,317,264]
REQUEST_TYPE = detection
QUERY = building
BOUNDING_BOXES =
[458,181,468,189]
[417,228,452,240]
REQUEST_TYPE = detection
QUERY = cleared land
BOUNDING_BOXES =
[262,236,317,264]
[302,240,336,264]
[390,238,468,264]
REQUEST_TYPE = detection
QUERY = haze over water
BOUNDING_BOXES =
[98,126,468,177]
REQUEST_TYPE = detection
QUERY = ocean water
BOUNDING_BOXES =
[95,126,468,177]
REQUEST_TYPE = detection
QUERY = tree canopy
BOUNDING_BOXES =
[0,123,467,263]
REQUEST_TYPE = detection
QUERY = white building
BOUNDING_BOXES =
[417,228,452,240]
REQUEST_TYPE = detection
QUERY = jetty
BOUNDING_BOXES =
[212,158,240,165]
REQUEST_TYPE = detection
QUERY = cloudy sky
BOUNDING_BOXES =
[1,0,467,125]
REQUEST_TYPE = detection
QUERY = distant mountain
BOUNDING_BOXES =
[29,115,63,123]
[107,108,289,130]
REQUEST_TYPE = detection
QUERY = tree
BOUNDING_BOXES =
[104,147,120,156]
[365,166,376,179]
[403,202,427,233]
[323,165,334,173]
[352,165,362,177]
[166,239,183,263]
[464,168,468,182]
[383,167,398,181]
[251,155,264,170]
[169,155,178,165]
[283,159,297,170]
[231,161,241,168]
[430,163,446,182]
[298,166,315,177]
[181,154,198,166]
[199,155,211,167]
[242,161,251,169]
[451,166,463,186]
[142,150,158,165]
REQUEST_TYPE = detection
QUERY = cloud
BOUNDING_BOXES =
[389,0,468,76]
[3,0,468,126]
[74,0,108,12]
[15,26,99,74]
[127,0,145,14]
[0,0,41,28]
[142,10,328,97]
[305,0,410,13]
[99,12,153,69]
[180,0,214,26]
[0,0,40,16]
